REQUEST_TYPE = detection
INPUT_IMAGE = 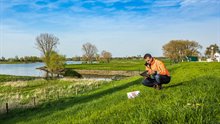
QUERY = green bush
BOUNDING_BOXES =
[63,69,82,78]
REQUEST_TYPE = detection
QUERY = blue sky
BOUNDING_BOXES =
[0,0,220,58]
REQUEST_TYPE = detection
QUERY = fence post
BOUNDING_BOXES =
[44,89,46,99]
[57,91,60,99]
[82,86,85,92]
[6,103,9,114]
[75,87,78,95]
[33,97,36,107]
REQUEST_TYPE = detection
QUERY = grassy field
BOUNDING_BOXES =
[65,59,145,71]
[0,62,220,123]
[0,78,110,113]
[65,59,171,71]
[0,75,37,83]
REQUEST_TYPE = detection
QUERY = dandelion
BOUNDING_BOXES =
[187,103,191,106]
[196,103,202,106]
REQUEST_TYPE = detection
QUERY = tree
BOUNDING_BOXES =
[15,56,19,62]
[82,42,98,63]
[101,50,112,63]
[72,55,81,61]
[36,33,59,65]
[44,51,65,78]
[162,40,202,63]
[35,33,59,78]
[204,44,220,58]
[95,53,100,62]
[0,57,6,61]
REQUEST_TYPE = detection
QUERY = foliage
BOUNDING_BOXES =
[163,40,202,63]
[204,44,220,57]
[63,69,82,78]
[72,56,81,61]
[48,51,65,76]
[0,56,41,63]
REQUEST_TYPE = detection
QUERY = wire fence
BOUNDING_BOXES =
[0,70,141,115]
[0,81,108,114]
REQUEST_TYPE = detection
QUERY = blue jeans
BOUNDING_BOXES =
[142,74,171,87]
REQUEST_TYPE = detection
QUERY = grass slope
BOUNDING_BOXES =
[0,75,36,83]
[1,62,220,124]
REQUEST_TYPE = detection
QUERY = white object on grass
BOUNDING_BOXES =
[127,91,140,99]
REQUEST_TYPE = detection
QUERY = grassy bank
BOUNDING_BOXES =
[0,62,219,123]
[66,59,144,71]
[0,78,110,113]
[65,59,171,71]
[0,75,37,83]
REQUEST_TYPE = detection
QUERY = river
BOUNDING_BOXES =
[0,61,81,77]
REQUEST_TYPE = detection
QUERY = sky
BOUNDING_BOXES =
[0,0,220,58]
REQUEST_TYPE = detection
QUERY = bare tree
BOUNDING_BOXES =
[101,50,112,63]
[95,53,100,62]
[35,33,59,78]
[82,42,98,63]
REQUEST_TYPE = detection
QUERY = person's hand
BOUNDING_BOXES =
[148,70,156,75]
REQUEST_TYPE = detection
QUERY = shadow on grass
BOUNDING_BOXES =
[0,77,142,123]
[163,75,220,90]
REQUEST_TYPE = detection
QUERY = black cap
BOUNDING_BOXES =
[143,53,152,59]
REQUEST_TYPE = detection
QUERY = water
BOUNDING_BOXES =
[0,61,82,77]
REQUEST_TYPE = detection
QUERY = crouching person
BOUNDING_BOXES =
[142,53,171,90]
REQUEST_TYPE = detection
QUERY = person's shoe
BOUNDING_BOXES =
[154,84,162,90]
[153,84,157,89]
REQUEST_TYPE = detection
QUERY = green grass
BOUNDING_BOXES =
[0,75,37,83]
[65,59,170,71]
[0,78,109,107]
[0,62,220,124]
[66,59,145,71]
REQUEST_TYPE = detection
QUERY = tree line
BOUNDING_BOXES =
[162,40,219,63]
[0,56,42,63]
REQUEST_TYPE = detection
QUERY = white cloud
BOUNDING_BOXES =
[153,0,180,7]
[180,0,219,6]
[99,0,131,4]
[180,0,200,6]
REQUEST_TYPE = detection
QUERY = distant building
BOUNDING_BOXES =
[186,56,198,62]
[214,52,220,62]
